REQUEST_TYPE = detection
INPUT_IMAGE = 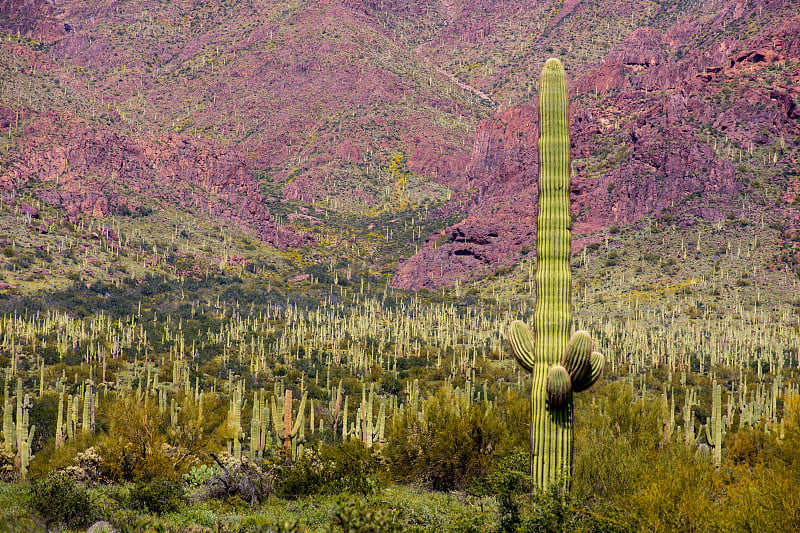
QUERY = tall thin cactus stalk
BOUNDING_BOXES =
[508,59,604,490]
[2,379,13,453]
[705,380,725,465]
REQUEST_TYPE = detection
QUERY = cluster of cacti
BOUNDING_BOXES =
[248,389,273,460]
[53,378,98,447]
[270,387,308,461]
[0,205,797,485]
[0,259,796,390]
[353,383,386,448]
[507,59,605,489]
[1,379,35,479]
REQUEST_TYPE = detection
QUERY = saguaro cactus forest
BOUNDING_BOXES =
[508,58,604,490]
[1,0,799,529]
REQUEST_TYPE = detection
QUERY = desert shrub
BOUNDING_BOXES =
[330,497,402,533]
[128,479,185,515]
[27,391,60,448]
[60,446,110,485]
[97,392,208,482]
[572,381,665,502]
[183,463,217,488]
[722,460,800,532]
[277,440,381,499]
[470,448,530,533]
[106,509,157,533]
[516,484,578,533]
[623,447,720,532]
[572,382,727,531]
[239,518,303,533]
[0,482,39,532]
[0,449,16,482]
[27,432,97,480]
[719,405,800,531]
[29,471,95,529]
[0,516,40,533]
[205,453,276,505]
[385,385,526,491]
[96,394,173,481]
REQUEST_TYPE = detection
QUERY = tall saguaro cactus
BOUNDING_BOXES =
[508,59,604,490]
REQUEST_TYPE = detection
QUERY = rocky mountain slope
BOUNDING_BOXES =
[1,0,798,293]
[1,0,483,242]
[392,0,800,288]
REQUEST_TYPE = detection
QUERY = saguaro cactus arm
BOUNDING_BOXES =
[508,321,536,372]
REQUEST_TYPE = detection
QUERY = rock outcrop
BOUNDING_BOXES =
[0,109,309,247]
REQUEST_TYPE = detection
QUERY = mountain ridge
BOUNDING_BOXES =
[1,0,798,294]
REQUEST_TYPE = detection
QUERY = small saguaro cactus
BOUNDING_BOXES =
[507,58,605,490]
[1,379,35,479]
[705,380,726,465]
[2,379,13,453]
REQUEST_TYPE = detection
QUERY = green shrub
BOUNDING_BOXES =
[277,440,381,499]
[0,482,39,533]
[330,497,402,533]
[96,394,175,482]
[239,518,304,533]
[517,484,576,533]
[572,381,664,502]
[183,463,217,488]
[107,509,157,533]
[385,386,527,491]
[470,448,530,533]
[571,382,723,531]
[0,450,16,482]
[128,479,185,515]
[29,472,95,529]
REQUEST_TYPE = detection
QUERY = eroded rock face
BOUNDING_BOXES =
[1,0,477,243]
[1,111,309,248]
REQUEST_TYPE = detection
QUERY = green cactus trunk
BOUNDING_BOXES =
[509,59,603,491]
[531,58,573,490]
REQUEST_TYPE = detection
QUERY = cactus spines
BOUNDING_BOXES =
[506,58,604,490]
